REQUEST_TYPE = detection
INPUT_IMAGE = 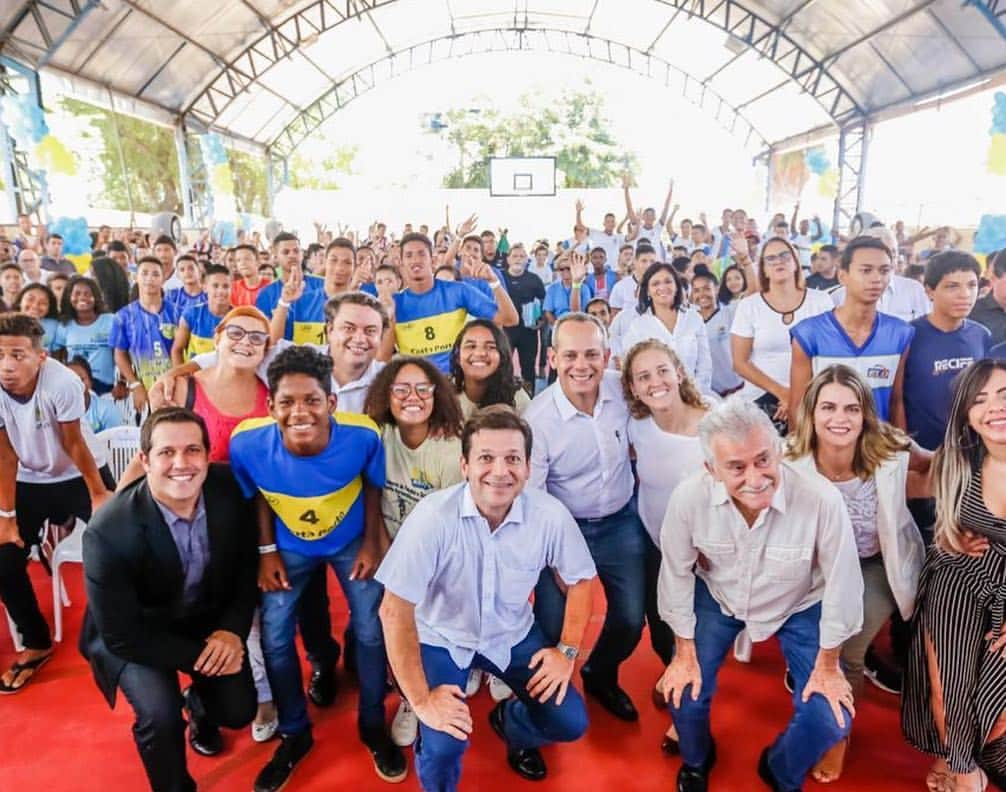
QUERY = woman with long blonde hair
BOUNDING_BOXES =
[903,359,1006,792]
[786,364,925,783]
[621,338,709,756]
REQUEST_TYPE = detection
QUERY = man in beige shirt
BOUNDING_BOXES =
[657,398,863,792]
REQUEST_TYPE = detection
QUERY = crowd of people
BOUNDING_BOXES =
[1,190,1005,792]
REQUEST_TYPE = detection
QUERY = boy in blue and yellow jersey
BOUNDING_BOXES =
[268,238,357,345]
[390,233,519,372]
[254,232,324,318]
[229,346,406,792]
[171,264,232,365]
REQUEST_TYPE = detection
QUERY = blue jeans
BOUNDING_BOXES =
[533,500,646,686]
[414,623,588,792]
[260,537,386,736]
[670,579,852,792]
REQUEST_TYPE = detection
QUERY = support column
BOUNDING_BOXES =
[833,119,870,235]
[175,121,193,226]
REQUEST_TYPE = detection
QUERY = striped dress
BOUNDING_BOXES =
[902,465,1006,775]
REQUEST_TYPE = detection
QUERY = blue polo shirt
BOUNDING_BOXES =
[543,279,595,319]
[254,273,325,317]
[180,303,225,359]
[790,310,914,421]
[229,413,385,557]
[904,317,990,449]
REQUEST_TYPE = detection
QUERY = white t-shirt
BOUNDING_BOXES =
[608,275,639,312]
[459,389,531,420]
[529,262,554,286]
[381,424,463,540]
[628,416,704,545]
[830,275,931,322]
[729,289,833,400]
[635,225,666,261]
[621,308,713,394]
[790,234,814,271]
[608,304,640,359]
[0,358,106,483]
[588,230,625,267]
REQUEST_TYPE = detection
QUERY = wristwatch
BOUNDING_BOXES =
[556,642,579,661]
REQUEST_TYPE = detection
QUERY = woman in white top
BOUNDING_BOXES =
[619,262,712,393]
[786,364,925,783]
[448,319,531,419]
[730,236,831,432]
[622,338,708,757]
[363,355,465,747]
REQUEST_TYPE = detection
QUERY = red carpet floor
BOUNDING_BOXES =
[4,564,936,791]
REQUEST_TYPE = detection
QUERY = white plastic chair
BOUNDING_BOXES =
[4,607,23,652]
[97,425,141,484]
[51,518,87,643]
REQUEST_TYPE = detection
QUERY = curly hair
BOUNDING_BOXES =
[364,356,463,438]
[449,319,523,409]
[620,339,707,419]
[266,345,333,396]
[59,275,108,322]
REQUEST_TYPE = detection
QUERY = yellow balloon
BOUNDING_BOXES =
[210,163,234,195]
[988,134,1006,176]
[34,134,77,175]
[65,252,92,274]
[817,169,839,198]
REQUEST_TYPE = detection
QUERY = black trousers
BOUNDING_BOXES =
[0,468,115,650]
[643,534,675,665]
[506,325,539,385]
[117,658,256,792]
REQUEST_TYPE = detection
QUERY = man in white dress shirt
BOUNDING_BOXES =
[657,398,863,792]
[378,406,596,790]
[524,312,647,722]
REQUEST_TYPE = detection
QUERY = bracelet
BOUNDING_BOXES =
[127,381,143,391]
[571,280,584,288]
[277,299,291,309]
[0,508,15,519]
[489,280,502,290]
[258,543,278,555]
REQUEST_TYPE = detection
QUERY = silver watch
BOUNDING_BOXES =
[556,642,579,661]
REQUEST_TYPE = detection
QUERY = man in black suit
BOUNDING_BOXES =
[80,407,258,792]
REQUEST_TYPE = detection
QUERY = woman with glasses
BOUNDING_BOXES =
[363,356,465,748]
[620,262,712,393]
[730,237,831,432]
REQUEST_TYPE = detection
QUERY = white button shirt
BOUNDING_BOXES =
[376,483,596,670]
[830,274,930,322]
[525,370,634,520]
[658,462,864,649]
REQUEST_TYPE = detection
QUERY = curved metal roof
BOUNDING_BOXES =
[3,0,1005,155]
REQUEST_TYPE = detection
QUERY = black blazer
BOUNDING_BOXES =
[79,464,257,707]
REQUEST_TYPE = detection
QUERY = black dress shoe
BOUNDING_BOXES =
[661,734,680,756]
[254,730,314,792]
[361,728,408,783]
[676,739,717,792]
[757,747,786,792]
[307,663,338,707]
[183,687,223,757]
[489,701,547,781]
[581,675,638,722]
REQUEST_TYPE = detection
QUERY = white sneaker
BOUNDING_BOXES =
[464,669,483,697]
[251,716,278,743]
[391,699,418,747]
[488,675,513,702]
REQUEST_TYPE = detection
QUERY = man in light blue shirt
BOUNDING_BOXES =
[377,406,596,791]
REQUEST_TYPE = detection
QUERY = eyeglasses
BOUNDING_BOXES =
[763,250,794,265]
[390,382,436,399]
[556,266,571,272]
[223,325,269,345]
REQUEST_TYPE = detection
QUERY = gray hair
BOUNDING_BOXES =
[552,311,609,350]
[697,396,781,464]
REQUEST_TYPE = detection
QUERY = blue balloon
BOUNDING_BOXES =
[49,215,92,255]
[991,92,1006,136]
[213,220,237,246]
[974,214,1006,255]
[199,133,228,167]
[804,147,831,176]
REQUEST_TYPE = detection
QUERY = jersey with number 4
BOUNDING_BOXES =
[393,280,498,371]
[229,413,385,557]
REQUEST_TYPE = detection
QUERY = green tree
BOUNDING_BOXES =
[441,87,635,189]
[286,125,358,190]
[229,149,269,215]
[58,97,182,213]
